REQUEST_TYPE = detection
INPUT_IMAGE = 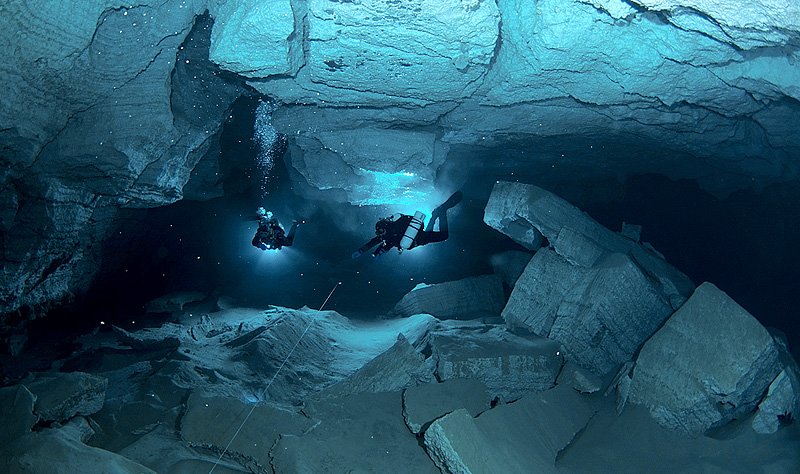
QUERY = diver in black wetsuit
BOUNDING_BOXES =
[251,207,303,250]
[352,191,463,258]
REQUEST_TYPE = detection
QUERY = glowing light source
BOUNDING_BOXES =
[350,168,440,212]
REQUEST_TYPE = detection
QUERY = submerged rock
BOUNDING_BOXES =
[271,391,439,473]
[752,333,800,434]
[430,321,563,400]
[487,182,693,376]
[180,391,312,472]
[391,274,506,320]
[423,384,595,473]
[629,282,782,434]
[402,378,492,434]
[23,371,107,423]
[753,370,800,434]
[0,417,155,474]
[318,334,434,399]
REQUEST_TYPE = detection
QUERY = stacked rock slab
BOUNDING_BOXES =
[485,181,694,376]
[629,282,782,435]
[391,275,506,320]
[430,321,563,400]
[423,384,595,473]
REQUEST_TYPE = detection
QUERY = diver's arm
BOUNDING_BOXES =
[358,235,383,253]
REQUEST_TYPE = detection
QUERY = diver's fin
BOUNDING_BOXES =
[432,190,463,215]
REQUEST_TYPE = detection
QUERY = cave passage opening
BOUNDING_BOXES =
[24,97,800,365]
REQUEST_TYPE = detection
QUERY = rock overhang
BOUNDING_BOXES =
[2,0,800,318]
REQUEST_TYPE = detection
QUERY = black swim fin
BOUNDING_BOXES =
[435,190,463,213]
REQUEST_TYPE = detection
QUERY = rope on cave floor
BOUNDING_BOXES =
[208,281,342,474]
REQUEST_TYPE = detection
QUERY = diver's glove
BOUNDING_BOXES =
[351,250,363,259]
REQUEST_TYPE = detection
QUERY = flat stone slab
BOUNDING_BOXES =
[431,321,563,400]
[402,378,492,434]
[271,391,438,473]
[24,371,107,423]
[391,274,506,320]
[629,282,782,434]
[423,384,595,473]
[484,181,693,307]
[180,391,313,472]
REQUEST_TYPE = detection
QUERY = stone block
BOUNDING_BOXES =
[423,385,595,473]
[629,282,782,434]
[271,391,438,473]
[402,379,492,434]
[431,322,562,400]
[392,275,506,320]
[505,249,674,376]
[180,391,312,472]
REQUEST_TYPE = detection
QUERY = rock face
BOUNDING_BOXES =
[629,282,782,434]
[487,182,693,375]
[391,275,506,320]
[252,0,800,202]
[4,0,800,320]
[1,3,246,318]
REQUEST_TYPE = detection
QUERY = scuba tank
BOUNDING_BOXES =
[399,211,426,250]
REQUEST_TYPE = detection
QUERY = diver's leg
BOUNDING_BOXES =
[426,190,462,232]
[284,222,299,246]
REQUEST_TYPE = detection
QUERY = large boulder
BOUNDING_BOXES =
[506,249,677,375]
[752,332,800,434]
[487,182,692,375]
[629,282,782,434]
[485,181,693,305]
[391,274,506,320]
[0,384,38,445]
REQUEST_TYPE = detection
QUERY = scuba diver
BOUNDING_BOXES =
[352,191,463,258]
[251,207,303,250]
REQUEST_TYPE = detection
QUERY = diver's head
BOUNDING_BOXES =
[257,207,267,216]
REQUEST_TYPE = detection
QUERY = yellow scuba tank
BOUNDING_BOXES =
[400,211,426,250]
